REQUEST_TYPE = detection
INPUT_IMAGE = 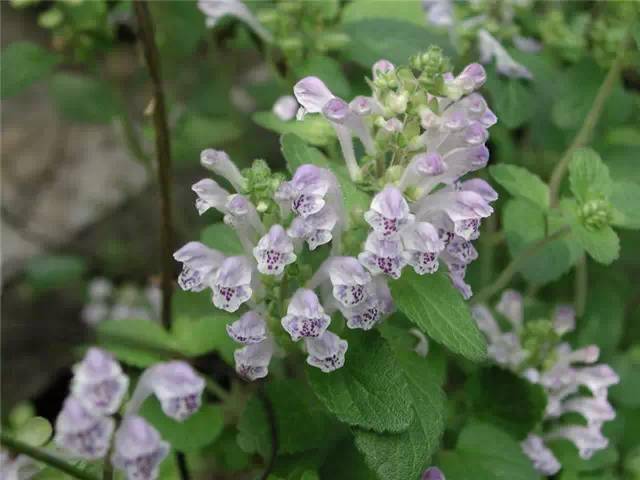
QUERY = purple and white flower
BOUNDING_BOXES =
[234,338,274,381]
[521,434,561,476]
[358,233,407,279]
[112,415,169,480]
[197,0,272,42]
[253,224,296,275]
[281,289,331,341]
[173,241,225,292]
[305,331,348,373]
[71,348,129,416]
[364,186,415,237]
[401,222,445,274]
[272,95,298,121]
[212,256,253,312]
[226,310,268,344]
[200,149,247,192]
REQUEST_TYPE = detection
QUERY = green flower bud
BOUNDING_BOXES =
[580,199,612,230]
[386,91,409,115]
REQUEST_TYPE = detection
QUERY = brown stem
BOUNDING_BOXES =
[133,0,174,329]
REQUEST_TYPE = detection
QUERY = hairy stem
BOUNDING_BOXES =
[133,0,175,329]
[0,431,99,480]
[471,226,571,305]
[574,254,588,317]
[548,47,626,206]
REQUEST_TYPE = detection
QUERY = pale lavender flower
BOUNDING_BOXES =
[276,164,333,218]
[287,206,338,250]
[226,311,267,344]
[349,95,383,116]
[340,277,394,330]
[553,305,576,335]
[112,415,169,480]
[547,425,609,460]
[401,222,445,274]
[371,59,395,79]
[88,278,113,300]
[477,29,532,79]
[253,224,296,275]
[234,338,274,380]
[364,186,415,237]
[358,233,407,279]
[575,365,620,398]
[560,396,615,426]
[422,466,446,480]
[495,289,523,331]
[71,348,129,416]
[472,305,527,367]
[326,256,372,308]
[212,256,253,312]
[200,149,247,192]
[281,289,331,341]
[293,76,335,119]
[521,434,561,476]
[197,0,272,42]
[191,178,230,216]
[513,36,542,54]
[305,331,348,372]
[54,397,114,460]
[272,95,298,121]
[173,241,225,292]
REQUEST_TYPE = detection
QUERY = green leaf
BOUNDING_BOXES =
[307,332,414,433]
[237,395,271,458]
[485,69,536,129]
[150,1,206,60]
[342,0,426,26]
[96,319,175,367]
[321,437,376,480]
[610,181,640,229]
[390,270,486,361]
[140,398,223,452]
[15,417,53,447]
[253,112,336,147]
[200,223,245,255]
[610,349,640,408]
[465,367,547,439]
[342,19,452,68]
[173,113,243,166]
[0,41,60,98]
[503,199,581,284]
[575,285,624,356]
[354,340,446,480]
[573,223,620,265]
[25,255,87,293]
[295,56,350,99]
[50,73,120,123]
[441,422,539,480]
[549,440,619,473]
[172,314,236,363]
[490,164,549,210]
[280,133,370,213]
[568,148,612,203]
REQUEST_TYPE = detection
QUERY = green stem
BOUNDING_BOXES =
[0,431,99,480]
[574,254,588,317]
[548,46,626,207]
[480,212,498,286]
[471,226,571,305]
[133,0,175,329]
[205,377,231,402]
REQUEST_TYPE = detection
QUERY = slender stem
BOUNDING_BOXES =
[574,254,588,317]
[548,47,626,206]
[0,431,99,480]
[471,226,571,305]
[258,388,278,480]
[205,377,231,402]
[133,0,175,329]
[176,452,191,480]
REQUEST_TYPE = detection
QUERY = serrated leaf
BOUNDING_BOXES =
[141,398,223,452]
[442,422,538,480]
[0,41,60,98]
[573,223,620,265]
[503,199,581,284]
[490,164,549,210]
[466,367,547,439]
[200,223,245,255]
[610,181,640,229]
[172,313,236,363]
[342,19,452,68]
[253,112,335,147]
[280,133,370,213]
[390,270,486,361]
[307,332,414,433]
[96,319,176,367]
[354,341,445,480]
[568,148,612,203]
[50,73,120,123]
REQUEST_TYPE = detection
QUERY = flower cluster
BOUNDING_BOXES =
[53,347,205,479]
[81,277,161,326]
[174,53,497,380]
[472,291,620,476]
